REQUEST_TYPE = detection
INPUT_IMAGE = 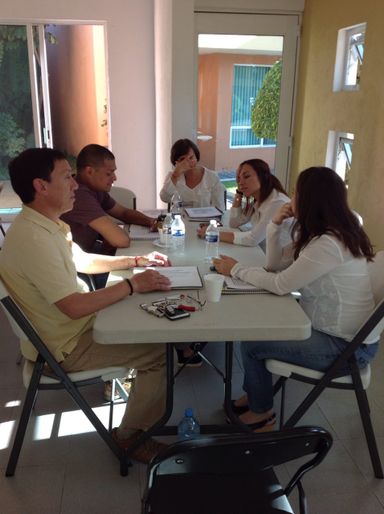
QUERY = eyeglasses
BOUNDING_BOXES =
[150,293,206,312]
[180,293,206,310]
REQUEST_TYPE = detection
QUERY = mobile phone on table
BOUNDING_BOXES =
[163,305,190,321]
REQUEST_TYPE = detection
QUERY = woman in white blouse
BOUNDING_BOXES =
[159,138,225,211]
[197,159,290,249]
[213,166,379,431]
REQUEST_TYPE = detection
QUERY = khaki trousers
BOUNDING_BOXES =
[61,330,166,432]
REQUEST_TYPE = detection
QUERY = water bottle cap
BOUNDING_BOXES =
[185,407,193,417]
[209,219,217,226]
[175,214,181,219]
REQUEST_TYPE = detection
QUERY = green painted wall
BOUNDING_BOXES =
[290,0,384,249]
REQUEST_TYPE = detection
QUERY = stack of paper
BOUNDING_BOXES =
[222,276,269,295]
[184,206,223,221]
[132,266,203,289]
[128,224,158,241]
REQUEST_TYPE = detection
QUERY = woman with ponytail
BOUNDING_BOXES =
[197,159,291,249]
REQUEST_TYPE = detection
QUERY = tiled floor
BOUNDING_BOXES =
[1,305,384,513]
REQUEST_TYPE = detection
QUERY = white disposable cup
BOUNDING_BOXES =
[158,227,167,245]
[158,227,173,247]
[157,227,169,246]
[204,274,225,302]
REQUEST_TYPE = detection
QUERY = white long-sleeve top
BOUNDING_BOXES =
[229,189,291,246]
[231,221,378,343]
[159,168,225,210]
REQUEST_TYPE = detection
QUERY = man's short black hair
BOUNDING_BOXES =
[76,144,115,171]
[9,148,67,204]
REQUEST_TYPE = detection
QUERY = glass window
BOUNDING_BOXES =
[333,22,366,92]
[344,28,364,88]
[335,134,354,185]
[0,26,34,180]
[230,64,275,148]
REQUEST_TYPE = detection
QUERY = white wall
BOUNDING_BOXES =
[0,0,156,208]
[1,0,305,208]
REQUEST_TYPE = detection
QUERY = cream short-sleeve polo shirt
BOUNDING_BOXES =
[0,206,94,361]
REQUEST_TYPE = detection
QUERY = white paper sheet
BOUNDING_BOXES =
[132,266,203,289]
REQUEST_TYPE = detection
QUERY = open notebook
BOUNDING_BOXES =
[222,276,269,295]
[132,266,203,289]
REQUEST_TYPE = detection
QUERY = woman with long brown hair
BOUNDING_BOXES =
[197,158,290,248]
[213,166,379,431]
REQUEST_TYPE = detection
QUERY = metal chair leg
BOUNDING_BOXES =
[350,363,383,478]
[279,379,286,430]
[6,359,43,476]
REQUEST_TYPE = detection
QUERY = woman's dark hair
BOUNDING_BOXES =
[238,159,287,205]
[9,148,67,204]
[170,139,200,166]
[292,166,374,260]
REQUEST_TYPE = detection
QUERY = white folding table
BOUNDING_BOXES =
[93,216,311,435]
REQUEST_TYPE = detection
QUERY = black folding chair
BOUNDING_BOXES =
[0,278,131,477]
[142,426,332,514]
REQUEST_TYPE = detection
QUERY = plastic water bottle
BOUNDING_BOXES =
[205,219,219,262]
[171,214,185,249]
[170,192,183,215]
[162,213,173,247]
[177,408,201,440]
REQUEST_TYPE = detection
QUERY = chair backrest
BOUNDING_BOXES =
[0,278,68,379]
[145,427,332,498]
[350,297,384,351]
[110,186,136,210]
[341,251,384,351]
[0,279,31,341]
[368,250,384,305]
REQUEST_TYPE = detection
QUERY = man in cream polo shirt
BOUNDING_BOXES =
[0,148,171,464]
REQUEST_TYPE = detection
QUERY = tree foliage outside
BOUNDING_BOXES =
[251,60,282,141]
[0,26,35,180]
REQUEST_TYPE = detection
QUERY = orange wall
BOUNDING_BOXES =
[198,53,279,172]
[47,25,108,160]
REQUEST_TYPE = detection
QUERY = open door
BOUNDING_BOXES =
[27,24,53,148]
[195,12,300,190]
[0,23,109,179]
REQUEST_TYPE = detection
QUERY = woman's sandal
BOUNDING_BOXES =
[247,413,276,432]
[230,400,249,415]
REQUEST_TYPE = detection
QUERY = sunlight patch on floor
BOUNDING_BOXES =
[33,413,56,440]
[5,400,21,407]
[0,420,15,449]
[57,403,125,437]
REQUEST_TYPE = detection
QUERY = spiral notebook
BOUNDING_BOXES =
[222,276,269,295]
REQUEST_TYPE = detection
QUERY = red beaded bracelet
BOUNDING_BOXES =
[134,256,141,266]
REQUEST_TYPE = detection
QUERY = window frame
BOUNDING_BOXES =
[326,130,354,184]
[333,22,366,92]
